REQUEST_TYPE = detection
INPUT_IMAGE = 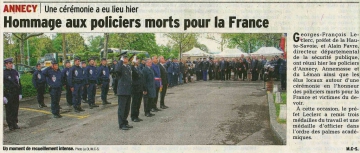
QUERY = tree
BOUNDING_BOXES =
[164,33,198,60]
[206,33,227,52]
[103,33,109,58]
[224,33,282,53]
[52,33,86,54]
[88,35,104,52]
[12,33,43,64]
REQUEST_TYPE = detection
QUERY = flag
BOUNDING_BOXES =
[279,33,287,59]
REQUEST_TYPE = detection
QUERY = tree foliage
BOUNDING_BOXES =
[223,33,282,53]
[164,33,199,59]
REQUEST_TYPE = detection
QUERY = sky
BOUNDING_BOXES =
[46,33,229,53]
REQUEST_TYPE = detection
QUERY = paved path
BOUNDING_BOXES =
[3,80,280,145]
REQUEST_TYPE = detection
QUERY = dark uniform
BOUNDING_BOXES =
[61,61,73,106]
[142,65,156,117]
[130,64,144,122]
[279,59,287,90]
[208,60,214,80]
[98,58,111,104]
[110,60,118,95]
[165,60,174,87]
[44,61,63,118]
[84,58,99,109]
[202,58,209,81]
[173,61,180,86]
[3,58,22,130]
[194,60,201,81]
[158,62,169,109]
[68,57,85,112]
[32,64,47,108]
[219,60,226,81]
[81,61,88,103]
[115,56,133,130]
[226,60,233,80]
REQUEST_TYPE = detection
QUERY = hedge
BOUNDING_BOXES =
[20,73,50,98]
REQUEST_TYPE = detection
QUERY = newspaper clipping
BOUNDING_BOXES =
[1,0,359,153]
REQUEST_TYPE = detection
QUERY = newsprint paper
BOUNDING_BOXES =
[0,0,359,153]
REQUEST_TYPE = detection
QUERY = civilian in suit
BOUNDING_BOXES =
[142,58,156,117]
[158,56,169,109]
[151,56,162,112]
[131,58,144,122]
[219,58,226,81]
[115,54,134,130]
[279,55,287,90]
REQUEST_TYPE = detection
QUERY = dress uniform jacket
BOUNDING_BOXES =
[142,66,156,98]
[115,60,133,95]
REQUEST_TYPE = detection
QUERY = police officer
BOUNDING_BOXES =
[68,57,85,112]
[279,55,287,90]
[110,60,118,95]
[173,58,180,86]
[85,58,99,109]
[202,58,209,81]
[166,58,174,87]
[131,58,144,122]
[44,60,63,118]
[32,63,47,108]
[81,61,88,103]
[3,58,22,131]
[98,58,111,105]
[61,60,73,106]
[115,53,134,130]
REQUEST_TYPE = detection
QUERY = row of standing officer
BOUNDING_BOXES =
[32,57,112,118]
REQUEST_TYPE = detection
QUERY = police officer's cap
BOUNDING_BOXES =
[51,60,58,64]
[81,61,86,64]
[101,58,107,61]
[74,57,81,61]
[275,55,279,58]
[65,60,70,64]
[4,58,13,64]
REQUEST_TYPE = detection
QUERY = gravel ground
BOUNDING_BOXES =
[3,80,280,145]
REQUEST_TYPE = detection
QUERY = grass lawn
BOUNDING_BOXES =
[273,92,287,124]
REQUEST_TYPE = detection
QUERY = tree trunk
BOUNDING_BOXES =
[103,33,109,58]
[62,33,66,60]
[20,34,25,64]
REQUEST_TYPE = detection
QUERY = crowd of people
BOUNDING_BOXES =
[3,53,286,131]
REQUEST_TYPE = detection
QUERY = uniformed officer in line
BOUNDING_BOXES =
[173,58,180,86]
[158,56,169,109]
[110,60,118,95]
[151,56,162,112]
[61,60,73,106]
[85,58,99,109]
[81,61,88,103]
[32,63,47,108]
[165,58,174,87]
[115,53,134,130]
[68,57,85,112]
[3,58,22,131]
[130,57,144,122]
[201,58,209,81]
[279,55,287,90]
[44,60,63,118]
[98,58,111,105]
[142,58,156,117]
[208,57,215,80]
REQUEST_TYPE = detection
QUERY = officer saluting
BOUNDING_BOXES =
[3,58,22,131]
[44,60,63,118]
[84,58,99,109]
[115,52,134,130]
[68,57,85,112]
[32,63,47,108]
[97,58,111,105]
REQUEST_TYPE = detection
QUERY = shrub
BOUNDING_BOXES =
[20,73,50,98]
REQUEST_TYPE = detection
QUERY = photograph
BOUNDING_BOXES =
[3,32,287,145]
